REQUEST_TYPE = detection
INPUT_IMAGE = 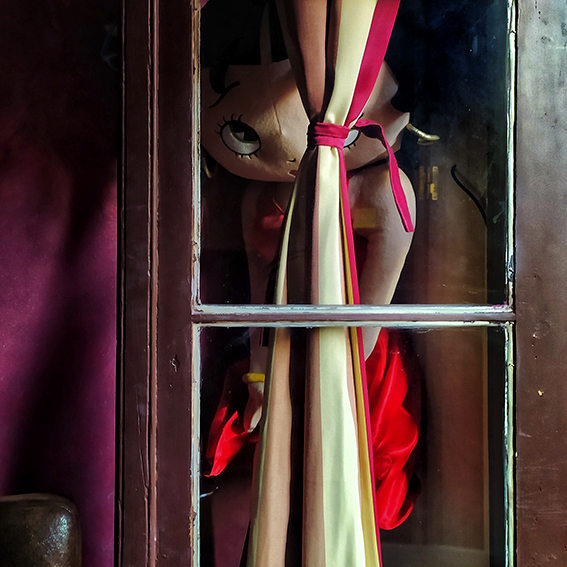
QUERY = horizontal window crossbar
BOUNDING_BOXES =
[191,304,515,326]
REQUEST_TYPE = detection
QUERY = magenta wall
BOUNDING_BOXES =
[0,2,118,565]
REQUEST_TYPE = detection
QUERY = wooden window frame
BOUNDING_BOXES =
[118,0,567,565]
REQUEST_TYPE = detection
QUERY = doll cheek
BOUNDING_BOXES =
[344,137,387,171]
[253,151,298,182]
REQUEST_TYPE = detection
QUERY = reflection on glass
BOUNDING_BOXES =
[200,0,509,306]
[199,326,507,567]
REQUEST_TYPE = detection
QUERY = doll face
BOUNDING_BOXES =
[202,60,308,182]
[201,59,409,181]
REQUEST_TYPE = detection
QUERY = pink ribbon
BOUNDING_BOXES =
[307,120,414,233]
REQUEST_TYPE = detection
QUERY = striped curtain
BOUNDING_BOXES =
[247,1,413,566]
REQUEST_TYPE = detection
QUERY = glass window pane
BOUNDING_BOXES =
[199,0,510,306]
[198,325,509,567]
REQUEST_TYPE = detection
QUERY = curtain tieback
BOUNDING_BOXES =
[307,122,350,148]
[306,120,414,232]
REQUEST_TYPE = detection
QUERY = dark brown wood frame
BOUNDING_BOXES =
[118,0,567,564]
[515,1,567,564]
[119,0,196,564]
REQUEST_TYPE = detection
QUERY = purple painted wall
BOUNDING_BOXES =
[0,2,118,565]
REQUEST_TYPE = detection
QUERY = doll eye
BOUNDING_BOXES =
[344,128,361,149]
[219,116,261,157]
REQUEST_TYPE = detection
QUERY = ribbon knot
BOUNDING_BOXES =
[307,122,351,149]
[306,119,414,233]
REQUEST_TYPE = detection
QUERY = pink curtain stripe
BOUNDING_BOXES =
[346,0,402,125]
[339,156,384,541]
[355,119,414,231]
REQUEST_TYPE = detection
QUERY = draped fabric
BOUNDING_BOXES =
[247,1,413,566]
[206,328,421,529]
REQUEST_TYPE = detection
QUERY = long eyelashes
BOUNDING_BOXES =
[213,115,361,158]
[216,115,261,158]
[344,111,365,150]
[344,128,361,150]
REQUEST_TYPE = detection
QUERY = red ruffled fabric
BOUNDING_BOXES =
[205,360,259,477]
[366,329,421,530]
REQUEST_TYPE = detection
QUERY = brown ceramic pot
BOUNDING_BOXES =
[0,494,81,567]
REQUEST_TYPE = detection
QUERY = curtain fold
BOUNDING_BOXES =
[247,2,410,565]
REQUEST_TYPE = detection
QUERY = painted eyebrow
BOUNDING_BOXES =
[209,81,240,109]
